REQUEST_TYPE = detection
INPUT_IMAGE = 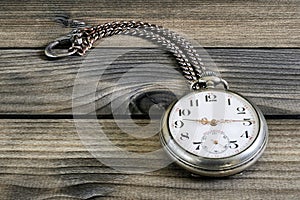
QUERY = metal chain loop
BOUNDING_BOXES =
[45,18,225,89]
[69,21,217,83]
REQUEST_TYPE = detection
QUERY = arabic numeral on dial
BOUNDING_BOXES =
[179,109,191,116]
[193,142,202,150]
[190,99,199,107]
[237,107,246,114]
[241,130,249,138]
[227,98,231,105]
[180,132,189,140]
[174,120,184,128]
[229,140,239,149]
[243,118,253,126]
[205,94,217,102]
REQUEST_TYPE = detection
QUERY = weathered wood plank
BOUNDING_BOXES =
[0,1,298,200]
[0,119,299,199]
[0,0,299,47]
[0,48,299,115]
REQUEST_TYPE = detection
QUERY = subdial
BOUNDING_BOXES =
[201,130,229,154]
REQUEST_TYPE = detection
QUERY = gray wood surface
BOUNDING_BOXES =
[0,0,299,47]
[0,119,299,200]
[1,48,299,115]
[0,0,299,199]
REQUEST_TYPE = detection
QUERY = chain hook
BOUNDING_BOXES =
[45,35,78,58]
[45,15,88,58]
[54,15,87,28]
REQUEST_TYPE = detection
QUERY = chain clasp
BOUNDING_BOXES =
[45,16,87,58]
[45,35,78,58]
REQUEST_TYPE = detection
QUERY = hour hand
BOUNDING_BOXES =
[182,118,210,125]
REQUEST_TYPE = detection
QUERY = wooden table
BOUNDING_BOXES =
[0,1,299,199]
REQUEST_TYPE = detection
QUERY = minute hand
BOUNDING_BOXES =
[217,119,255,123]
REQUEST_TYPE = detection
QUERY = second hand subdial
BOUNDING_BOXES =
[201,130,229,154]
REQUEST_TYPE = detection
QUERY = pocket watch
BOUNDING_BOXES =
[45,17,268,177]
[160,86,268,176]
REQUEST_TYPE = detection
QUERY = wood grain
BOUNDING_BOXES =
[0,0,299,199]
[0,48,299,115]
[0,0,299,47]
[0,119,299,199]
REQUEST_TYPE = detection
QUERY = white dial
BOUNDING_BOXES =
[168,90,260,159]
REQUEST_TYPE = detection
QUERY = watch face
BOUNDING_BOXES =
[168,90,260,159]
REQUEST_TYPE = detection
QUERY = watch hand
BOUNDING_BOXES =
[217,119,254,123]
[182,118,254,126]
[182,118,210,125]
[183,118,219,126]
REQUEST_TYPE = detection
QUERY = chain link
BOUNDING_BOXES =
[45,18,226,89]
[69,21,217,84]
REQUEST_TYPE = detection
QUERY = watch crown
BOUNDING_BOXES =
[190,76,229,90]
